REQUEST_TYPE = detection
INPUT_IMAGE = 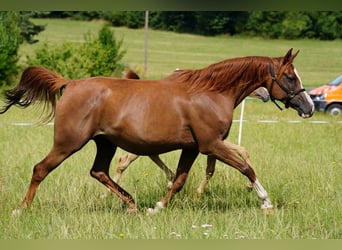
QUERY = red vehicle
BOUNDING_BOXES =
[309,75,342,117]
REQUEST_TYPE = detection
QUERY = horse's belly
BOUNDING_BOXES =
[109,135,196,155]
[103,120,196,155]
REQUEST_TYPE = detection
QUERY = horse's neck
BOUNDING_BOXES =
[171,57,273,107]
[203,58,271,107]
[231,81,265,108]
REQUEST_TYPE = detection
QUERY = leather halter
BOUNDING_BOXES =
[268,64,306,111]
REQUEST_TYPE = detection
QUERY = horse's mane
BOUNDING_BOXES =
[165,56,279,93]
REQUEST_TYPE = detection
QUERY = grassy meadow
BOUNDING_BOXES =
[0,18,341,239]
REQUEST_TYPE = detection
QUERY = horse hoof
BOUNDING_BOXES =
[195,187,204,197]
[261,201,274,215]
[166,181,173,190]
[11,208,23,217]
[146,207,158,215]
[127,206,138,214]
[260,198,273,209]
[262,207,275,215]
[146,201,164,215]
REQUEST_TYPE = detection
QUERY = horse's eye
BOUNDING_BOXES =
[286,74,296,82]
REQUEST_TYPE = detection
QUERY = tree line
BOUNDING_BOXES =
[35,11,342,40]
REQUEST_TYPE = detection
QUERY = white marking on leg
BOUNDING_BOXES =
[253,179,268,199]
[146,201,165,215]
[196,176,209,196]
[253,179,273,210]
[167,181,173,189]
[11,208,22,217]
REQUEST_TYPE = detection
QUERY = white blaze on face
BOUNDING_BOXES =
[294,67,314,112]
[294,67,303,87]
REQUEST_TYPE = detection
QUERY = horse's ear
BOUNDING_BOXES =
[292,50,300,60]
[282,48,293,65]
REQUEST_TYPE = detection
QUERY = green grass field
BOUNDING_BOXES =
[0,18,341,239]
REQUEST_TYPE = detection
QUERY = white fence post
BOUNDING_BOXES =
[237,99,245,146]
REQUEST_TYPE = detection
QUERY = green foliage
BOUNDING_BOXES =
[306,12,342,40]
[19,12,46,44]
[28,42,85,79]
[150,12,197,33]
[281,12,311,39]
[0,12,21,86]
[125,11,145,29]
[246,11,286,39]
[0,11,45,87]
[32,11,342,40]
[101,11,127,26]
[32,11,101,21]
[27,25,126,79]
[82,25,126,76]
[194,12,249,36]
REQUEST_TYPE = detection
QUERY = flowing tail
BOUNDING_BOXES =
[0,66,68,123]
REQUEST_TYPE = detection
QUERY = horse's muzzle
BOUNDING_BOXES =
[297,104,314,118]
[289,91,315,119]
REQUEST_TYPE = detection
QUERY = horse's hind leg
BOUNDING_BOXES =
[90,136,137,212]
[195,142,254,197]
[224,141,253,189]
[149,155,176,189]
[113,153,139,183]
[114,153,175,189]
[196,155,216,196]
[14,145,76,215]
[205,141,273,210]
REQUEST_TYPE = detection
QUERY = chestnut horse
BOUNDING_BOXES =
[114,70,270,195]
[0,48,314,214]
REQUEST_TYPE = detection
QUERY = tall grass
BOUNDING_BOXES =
[1,18,341,239]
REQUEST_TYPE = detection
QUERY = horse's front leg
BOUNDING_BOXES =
[147,149,199,215]
[91,137,137,213]
[205,141,273,211]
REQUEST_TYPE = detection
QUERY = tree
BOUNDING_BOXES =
[20,12,45,44]
[245,11,287,39]
[0,12,21,86]
[27,25,126,79]
[306,11,342,40]
[0,11,45,87]
[150,12,196,33]
[281,12,311,39]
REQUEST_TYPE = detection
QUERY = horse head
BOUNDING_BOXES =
[250,87,270,102]
[267,48,314,118]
